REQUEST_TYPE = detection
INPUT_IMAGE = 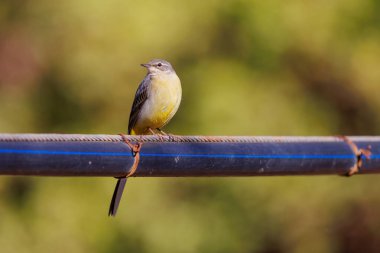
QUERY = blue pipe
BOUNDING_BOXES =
[0,134,376,177]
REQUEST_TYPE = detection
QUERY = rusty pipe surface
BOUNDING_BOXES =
[0,134,378,177]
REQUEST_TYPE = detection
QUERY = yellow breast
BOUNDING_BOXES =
[133,73,181,134]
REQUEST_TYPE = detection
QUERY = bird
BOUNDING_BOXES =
[109,59,182,216]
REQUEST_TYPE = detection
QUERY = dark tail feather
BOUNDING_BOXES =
[108,177,127,217]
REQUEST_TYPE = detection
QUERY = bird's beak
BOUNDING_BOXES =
[141,63,151,68]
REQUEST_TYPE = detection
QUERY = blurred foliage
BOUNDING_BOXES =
[0,0,380,252]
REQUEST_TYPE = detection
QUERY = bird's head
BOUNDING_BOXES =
[141,59,175,75]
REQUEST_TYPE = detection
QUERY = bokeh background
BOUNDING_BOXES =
[0,0,380,252]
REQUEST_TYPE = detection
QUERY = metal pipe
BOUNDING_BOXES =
[0,134,378,177]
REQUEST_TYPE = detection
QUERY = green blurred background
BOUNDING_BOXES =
[0,0,380,252]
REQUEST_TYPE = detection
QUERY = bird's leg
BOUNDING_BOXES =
[156,128,167,135]
[148,128,156,135]
[156,128,170,141]
[157,128,178,142]
[149,127,164,141]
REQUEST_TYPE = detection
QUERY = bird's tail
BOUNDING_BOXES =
[108,177,127,216]
[108,130,137,216]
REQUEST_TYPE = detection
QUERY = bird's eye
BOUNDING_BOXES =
[157,63,162,67]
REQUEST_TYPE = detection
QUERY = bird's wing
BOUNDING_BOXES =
[128,75,151,134]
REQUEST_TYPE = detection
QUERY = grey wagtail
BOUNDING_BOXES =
[109,59,182,216]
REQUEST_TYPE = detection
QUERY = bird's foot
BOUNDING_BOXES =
[157,128,179,142]
[157,133,166,142]
[148,128,166,142]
